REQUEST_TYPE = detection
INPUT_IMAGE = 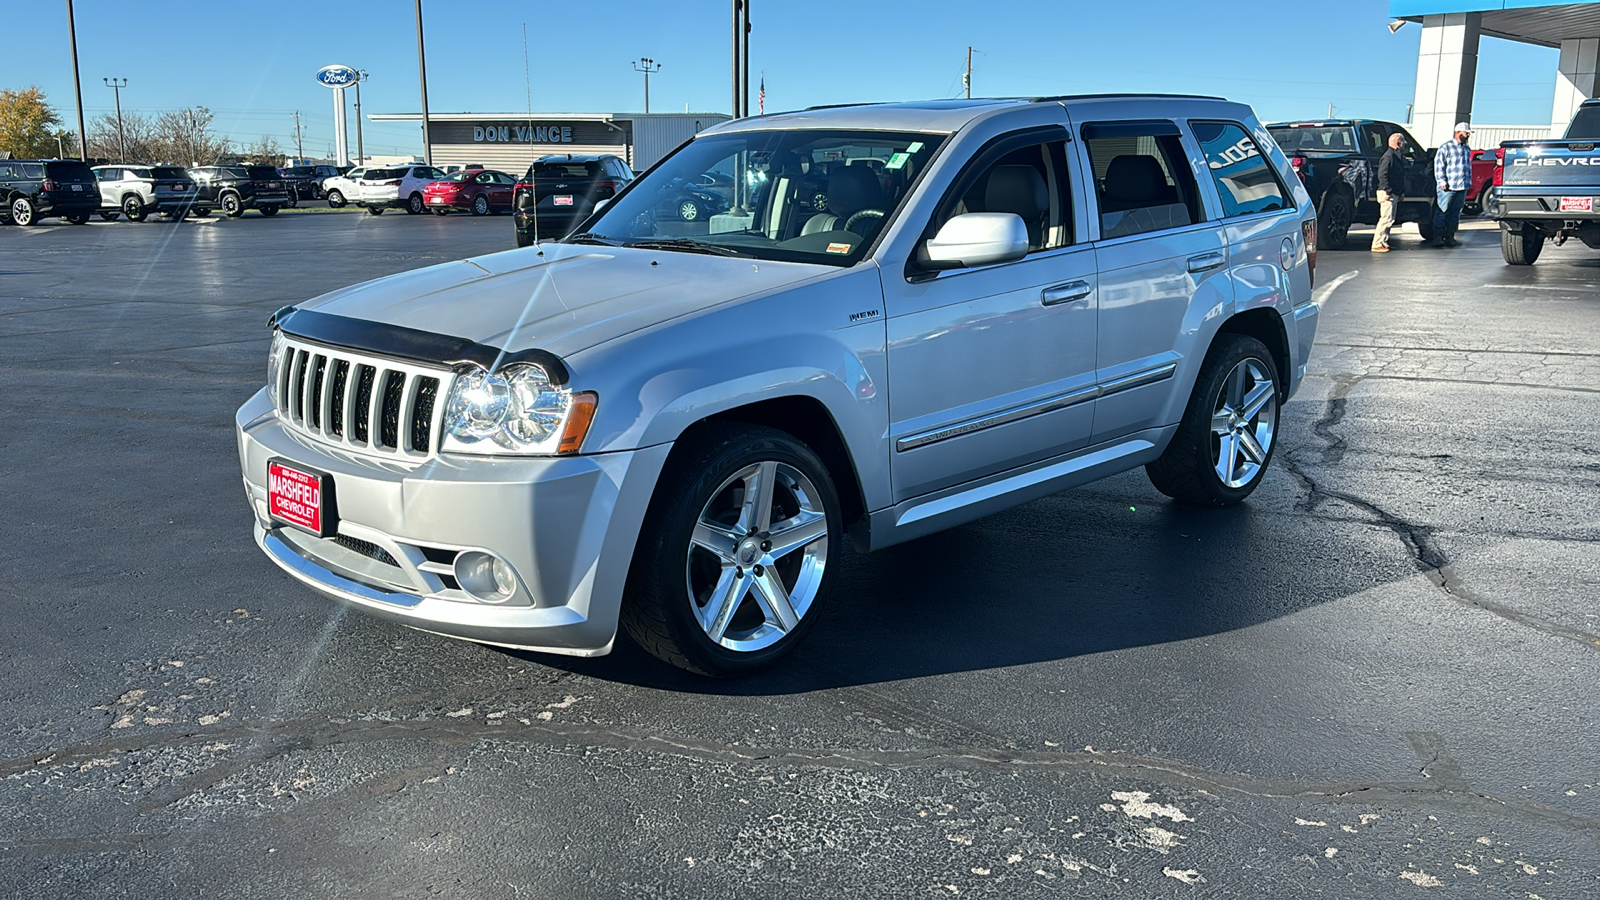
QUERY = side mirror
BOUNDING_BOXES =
[920,212,1029,270]
[593,197,612,213]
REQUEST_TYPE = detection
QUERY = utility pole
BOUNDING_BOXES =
[632,58,661,113]
[103,77,128,161]
[66,0,87,159]
[291,111,305,160]
[414,0,432,165]
[354,70,368,165]
[1328,101,1334,118]
[742,1,751,118]
[964,46,972,99]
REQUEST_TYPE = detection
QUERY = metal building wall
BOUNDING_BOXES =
[629,114,730,170]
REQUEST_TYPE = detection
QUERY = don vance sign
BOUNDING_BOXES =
[474,124,575,143]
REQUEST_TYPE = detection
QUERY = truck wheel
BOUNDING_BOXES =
[1316,191,1351,250]
[11,197,37,226]
[1147,333,1280,506]
[1501,226,1543,265]
[326,189,346,208]
[622,423,841,677]
[222,193,243,217]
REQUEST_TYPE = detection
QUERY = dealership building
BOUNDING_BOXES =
[366,112,729,172]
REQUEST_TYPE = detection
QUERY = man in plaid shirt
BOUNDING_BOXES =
[1432,122,1474,247]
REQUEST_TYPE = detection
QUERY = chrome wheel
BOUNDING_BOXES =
[685,460,829,652]
[678,199,700,221]
[1210,357,1277,489]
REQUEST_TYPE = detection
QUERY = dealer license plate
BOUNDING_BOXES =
[430,196,445,203]
[268,459,334,536]
[1559,197,1593,212]
[71,184,82,191]
[554,195,573,206]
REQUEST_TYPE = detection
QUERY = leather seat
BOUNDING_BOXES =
[1100,155,1178,213]
[803,165,887,235]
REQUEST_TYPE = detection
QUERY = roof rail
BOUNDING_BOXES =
[801,102,874,112]
[1029,92,1227,103]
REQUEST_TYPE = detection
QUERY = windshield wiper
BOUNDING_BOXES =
[563,232,621,246]
[623,238,745,257]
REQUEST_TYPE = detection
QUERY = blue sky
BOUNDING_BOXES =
[3,0,1560,158]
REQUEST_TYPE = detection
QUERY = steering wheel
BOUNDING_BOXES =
[843,209,884,234]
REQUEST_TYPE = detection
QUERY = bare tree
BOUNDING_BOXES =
[241,135,285,166]
[88,111,161,162]
[152,106,230,166]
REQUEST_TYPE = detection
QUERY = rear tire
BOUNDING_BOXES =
[407,192,425,214]
[1501,225,1543,265]
[190,207,210,217]
[122,195,147,222]
[1316,191,1351,250]
[366,206,385,216]
[326,189,346,208]
[471,194,490,216]
[1147,333,1280,506]
[222,193,243,217]
[622,424,841,677]
[259,205,280,217]
[66,211,91,225]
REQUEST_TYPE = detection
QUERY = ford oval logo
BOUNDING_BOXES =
[316,65,359,88]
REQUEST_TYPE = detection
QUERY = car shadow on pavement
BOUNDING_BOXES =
[521,479,1404,693]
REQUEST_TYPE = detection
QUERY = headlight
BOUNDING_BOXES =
[441,363,597,456]
[266,329,286,405]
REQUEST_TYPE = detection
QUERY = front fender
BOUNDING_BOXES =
[570,265,891,512]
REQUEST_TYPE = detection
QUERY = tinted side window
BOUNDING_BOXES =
[1360,124,1388,155]
[1082,121,1201,239]
[22,164,46,178]
[1191,121,1291,218]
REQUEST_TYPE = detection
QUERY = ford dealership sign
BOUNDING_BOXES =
[316,65,359,88]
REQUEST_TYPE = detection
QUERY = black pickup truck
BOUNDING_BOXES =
[1489,99,1600,265]
[1267,119,1436,248]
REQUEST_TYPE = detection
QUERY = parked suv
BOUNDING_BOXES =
[92,164,198,221]
[321,167,365,208]
[237,95,1320,675]
[0,159,99,226]
[512,154,634,245]
[189,164,291,217]
[355,164,446,214]
[281,165,344,201]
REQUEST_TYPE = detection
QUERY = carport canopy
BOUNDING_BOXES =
[1392,1,1600,144]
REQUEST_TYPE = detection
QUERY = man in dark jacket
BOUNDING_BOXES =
[1370,132,1404,252]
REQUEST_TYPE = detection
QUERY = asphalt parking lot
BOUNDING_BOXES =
[1,211,1597,898]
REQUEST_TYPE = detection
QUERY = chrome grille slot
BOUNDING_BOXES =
[271,336,453,460]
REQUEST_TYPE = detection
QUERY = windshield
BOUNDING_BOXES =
[1268,126,1357,153]
[574,129,943,265]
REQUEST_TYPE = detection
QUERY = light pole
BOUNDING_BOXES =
[354,70,368,165]
[66,0,87,158]
[632,58,661,114]
[102,78,128,160]
[415,0,432,165]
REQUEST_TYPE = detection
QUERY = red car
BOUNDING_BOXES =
[423,169,518,216]
[1466,148,1498,214]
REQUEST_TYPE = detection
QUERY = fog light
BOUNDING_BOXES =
[454,550,518,603]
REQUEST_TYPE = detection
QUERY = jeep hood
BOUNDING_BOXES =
[294,243,828,360]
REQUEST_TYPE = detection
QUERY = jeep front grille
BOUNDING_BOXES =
[275,337,451,458]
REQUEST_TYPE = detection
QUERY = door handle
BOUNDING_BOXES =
[1041,281,1093,307]
[1187,251,1226,273]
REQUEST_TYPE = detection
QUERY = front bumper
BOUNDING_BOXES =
[235,387,671,656]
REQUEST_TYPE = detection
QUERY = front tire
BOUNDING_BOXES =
[622,424,841,677]
[1316,191,1351,250]
[11,197,37,226]
[1147,334,1280,506]
[326,189,346,208]
[258,205,280,217]
[1501,225,1543,265]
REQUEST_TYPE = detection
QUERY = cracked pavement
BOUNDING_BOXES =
[1,214,1597,897]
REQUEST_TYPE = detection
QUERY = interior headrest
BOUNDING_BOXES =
[827,165,885,217]
[983,165,1049,220]
[1104,155,1172,204]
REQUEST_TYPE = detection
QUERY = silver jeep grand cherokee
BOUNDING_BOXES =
[236,95,1321,676]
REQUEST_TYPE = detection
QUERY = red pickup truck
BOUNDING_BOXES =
[1465,149,1498,215]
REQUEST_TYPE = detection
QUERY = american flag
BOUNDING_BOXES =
[759,74,765,115]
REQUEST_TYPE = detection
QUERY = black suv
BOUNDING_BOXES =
[512,154,634,246]
[0,159,100,226]
[280,164,345,202]
[188,164,292,217]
